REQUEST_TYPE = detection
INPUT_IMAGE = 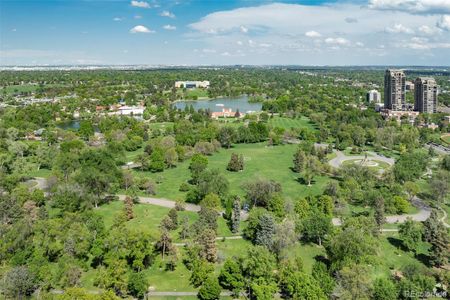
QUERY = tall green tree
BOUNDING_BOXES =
[292,149,306,173]
[398,218,423,254]
[198,276,222,300]
[218,126,236,149]
[231,197,241,234]
[218,259,244,295]
[189,154,208,184]
[373,277,398,300]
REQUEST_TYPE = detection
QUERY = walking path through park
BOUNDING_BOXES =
[146,291,233,297]
[31,177,442,228]
[328,150,395,169]
[331,197,431,226]
[117,194,201,212]
[122,194,431,227]
[438,206,450,228]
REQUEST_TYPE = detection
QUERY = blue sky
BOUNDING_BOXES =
[1,0,449,66]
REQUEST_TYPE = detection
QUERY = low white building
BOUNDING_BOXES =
[367,89,381,103]
[117,106,145,116]
[175,81,210,89]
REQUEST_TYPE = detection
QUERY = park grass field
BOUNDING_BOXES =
[268,116,316,131]
[131,142,331,201]
[342,158,391,171]
[80,231,426,294]
[28,168,53,178]
[147,122,175,131]
[1,84,40,94]
[441,134,450,145]
[94,201,239,241]
[176,88,209,100]
[371,232,430,279]
[1,83,65,95]
[124,147,144,162]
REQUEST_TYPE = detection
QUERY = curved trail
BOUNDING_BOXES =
[438,206,450,228]
[328,150,395,169]
[32,177,438,227]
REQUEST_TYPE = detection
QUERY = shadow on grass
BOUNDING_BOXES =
[415,253,431,267]
[387,238,433,267]
[314,255,330,267]
[295,177,317,186]
[387,236,408,252]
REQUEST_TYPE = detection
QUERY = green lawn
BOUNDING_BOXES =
[371,232,430,279]
[268,116,316,131]
[441,134,450,145]
[1,83,65,95]
[147,122,175,131]
[342,158,391,171]
[283,243,326,274]
[88,200,429,294]
[124,147,144,162]
[132,142,331,201]
[95,201,237,241]
[177,88,209,100]
[1,84,40,94]
[28,168,53,178]
[144,252,195,292]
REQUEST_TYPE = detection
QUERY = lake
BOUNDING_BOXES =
[58,120,80,130]
[173,95,262,113]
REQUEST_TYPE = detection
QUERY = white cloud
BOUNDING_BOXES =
[160,10,175,18]
[418,25,440,35]
[437,15,450,31]
[240,26,248,33]
[163,24,176,30]
[411,36,428,43]
[221,51,231,56]
[400,37,450,49]
[187,2,450,64]
[385,23,414,34]
[305,30,322,38]
[325,37,350,45]
[259,43,272,48]
[134,15,142,19]
[129,25,154,33]
[113,17,123,21]
[368,0,450,15]
[131,1,150,8]
[11,28,17,32]
[202,48,216,53]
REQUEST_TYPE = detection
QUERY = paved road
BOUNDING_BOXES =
[174,235,243,246]
[426,142,450,155]
[31,177,49,190]
[31,177,440,227]
[438,206,450,228]
[328,150,395,169]
[147,291,232,297]
[332,196,431,226]
[118,194,201,212]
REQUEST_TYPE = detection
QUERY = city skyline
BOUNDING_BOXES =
[1,0,450,66]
